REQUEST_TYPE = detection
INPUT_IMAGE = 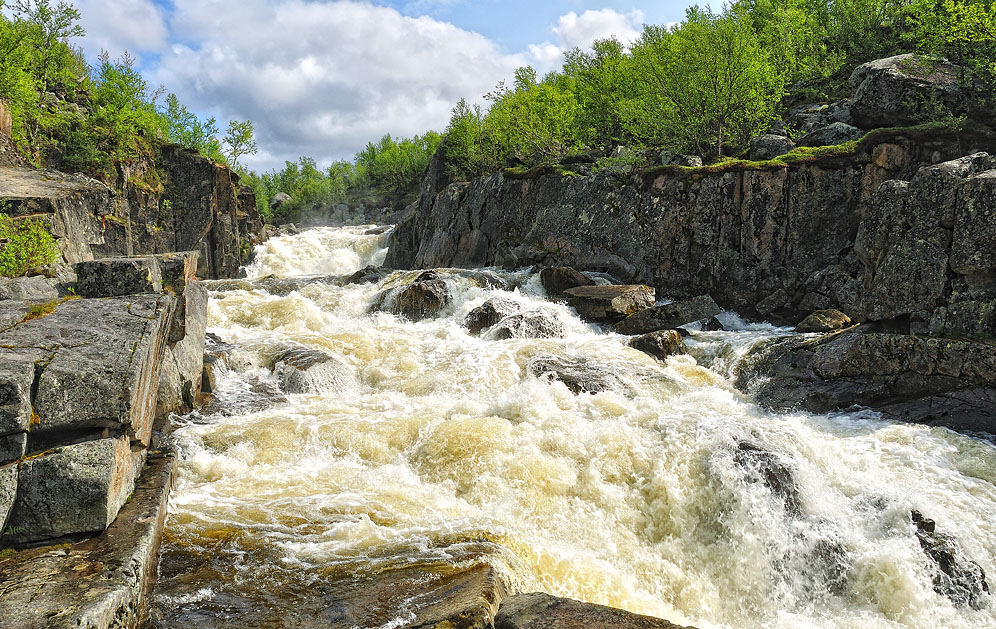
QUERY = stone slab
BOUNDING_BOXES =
[495,593,694,629]
[616,295,722,335]
[565,285,655,323]
[75,257,163,298]
[0,462,16,534]
[0,454,175,629]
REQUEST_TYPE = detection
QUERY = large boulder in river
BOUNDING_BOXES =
[565,285,654,323]
[540,266,594,298]
[393,271,451,321]
[911,510,991,610]
[273,347,352,394]
[737,331,996,433]
[496,593,692,629]
[796,309,851,333]
[465,298,521,335]
[849,54,965,129]
[489,311,567,340]
[629,330,687,362]
[616,295,722,335]
[529,356,624,394]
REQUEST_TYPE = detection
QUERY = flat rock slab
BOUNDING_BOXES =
[565,285,655,323]
[0,167,111,212]
[0,454,175,629]
[616,295,721,335]
[495,593,695,629]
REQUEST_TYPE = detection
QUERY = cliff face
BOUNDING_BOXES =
[387,129,996,339]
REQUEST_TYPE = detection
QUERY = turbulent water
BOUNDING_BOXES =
[149,226,996,629]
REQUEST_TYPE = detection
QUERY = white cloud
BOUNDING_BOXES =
[74,0,168,60]
[147,0,526,171]
[553,9,644,51]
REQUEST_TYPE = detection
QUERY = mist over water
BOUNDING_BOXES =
[150,226,996,629]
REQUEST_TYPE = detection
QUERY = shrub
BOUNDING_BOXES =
[0,213,61,277]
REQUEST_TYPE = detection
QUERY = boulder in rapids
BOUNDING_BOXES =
[540,266,595,299]
[564,285,654,323]
[796,309,852,333]
[465,298,521,335]
[344,265,389,285]
[529,356,623,394]
[849,54,965,129]
[488,311,567,340]
[733,442,801,516]
[393,271,451,321]
[616,295,721,335]
[911,510,991,610]
[629,330,687,362]
[495,593,693,629]
[273,347,352,395]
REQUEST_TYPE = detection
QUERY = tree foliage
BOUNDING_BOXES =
[0,212,60,277]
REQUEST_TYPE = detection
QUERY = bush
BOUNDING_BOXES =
[0,213,61,277]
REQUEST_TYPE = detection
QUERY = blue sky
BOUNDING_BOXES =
[71,0,691,171]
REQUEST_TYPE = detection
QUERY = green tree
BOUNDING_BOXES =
[223,119,257,170]
[162,93,225,162]
[9,0,84,93]
[0,213,60,277]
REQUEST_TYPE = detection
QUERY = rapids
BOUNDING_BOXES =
[149,226,996,628]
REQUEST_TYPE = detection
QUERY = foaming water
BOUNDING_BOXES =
[151,227,996,628]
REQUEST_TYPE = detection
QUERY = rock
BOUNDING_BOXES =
[269,192,292,210]
[737,332,996,433]
[0,462,15,533]
[489,311,567,340]
[344,265,389,285]
[157,281,208,417]
[665,154,703,167]
[629,330,687,362]
[393,272,451,321]
[951,169,996,277]
[75,256,163,297]
[201,375,287,417]
[540,266,594,298]
[849,54,965,129]
[911,510,991,610]
[733,442,801,515]
[565,285,654,323]
[529,356,623,394]
[465,298,521,335]
[798,122,863,147]
[0,353,37,436]
[702,316,724,331]
[796,309,852,333]
[495,593,692,629]
[4,436,140,543]
[272,347,352,395]
[0,433,26,465]
[616,295,722,335]
[0,276,60,302]
[750,134,795,160]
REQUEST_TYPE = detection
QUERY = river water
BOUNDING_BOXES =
[149,226,996,629]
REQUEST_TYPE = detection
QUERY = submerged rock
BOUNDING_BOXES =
[393,271,451,321]
[565,285,654,323]
[529,356,623,394]
[733,441,802,516]
[344,265,389,285]
[912,510,991,609]
[272,347,352,395]
[796,309,852,333]
[616,295,722,335]
[495,593,693,629]
[539,266,594,299]
[629,330,687,362]
[465,298,521,335]
[488,311,567,340]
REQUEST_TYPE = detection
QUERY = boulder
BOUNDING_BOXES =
[733,442,801,516]
[269,192,292,210]
[912,510,991,610]
[736,332,996,433]
[344,265,389,285]
[0,352,38,436]
[529,356,624,395]
[629,330,687,362]
[796,309,852,333]
[0,276,60,302]
[616,295,722,335]
[750,134,795,160]
[539,267,594,298]
[702,316,724,331]
[798,122,863,147]
[465,298,521,335]
[393,271,451,321]
[565,285,654,323]
[4,436,140,543]
[0,433,26,465]
[489,311,567,340]
[0,462,15,533]
[75,256,163,297]
[849,54,964,129]
[273,347,352,395]
[495,593,692,629]
[157,282,208,417]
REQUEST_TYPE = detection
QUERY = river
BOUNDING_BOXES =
[148,226,996,628]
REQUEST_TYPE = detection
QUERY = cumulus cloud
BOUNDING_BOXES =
[144,0,525,171]
[74,0,168,60]
[554,9,644,50]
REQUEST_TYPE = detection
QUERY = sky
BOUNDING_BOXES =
[69,0,690,172]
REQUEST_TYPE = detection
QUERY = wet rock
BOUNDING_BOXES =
[540,266,594,298]
[4,436,141,544]
[272,347,352,395]
[565,285,654,323]
[629,330,687,362]
[798,122,863,147]
[489,311,567,340]
[849,54,965,129]
[736,332,996,433]
[157,282,208,418]
[616,295,722,335]
[912,510,991,609]
[0,276,60,302]
[750,134,795,161]
[465,298,521,335]
[75,256,163,297]
[201,375,287,417]
[344,265,389,285]
[702,316,724,331]
[495,593,693,629]
[733,442,801,516]
[0,462,15,533]
[796,309,852,333]
[393,271,451,321]
[364,225,393,235]
[529,356,623,394]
